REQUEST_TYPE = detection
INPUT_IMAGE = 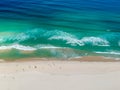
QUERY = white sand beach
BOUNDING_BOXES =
[0,58,120,90]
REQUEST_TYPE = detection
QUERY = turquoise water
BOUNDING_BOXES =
[0,0,120,60]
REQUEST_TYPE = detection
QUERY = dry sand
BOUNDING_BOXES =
[0,57,120,90]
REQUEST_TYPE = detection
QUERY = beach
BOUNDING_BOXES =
[0,57,120,90]
[0,0,120,90]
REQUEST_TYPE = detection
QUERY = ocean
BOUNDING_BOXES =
[0,0,120,60]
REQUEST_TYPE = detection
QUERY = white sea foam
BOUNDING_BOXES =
[0,29,110,47]
[80,37,109,46]
[49,30,109,46]
[48,30,84,46]
[0,29,42,43]
[0,44,36,51]
[0,32,28,43]
[95,51,120,55]
[49,34,84,46]
[0,44,63,51]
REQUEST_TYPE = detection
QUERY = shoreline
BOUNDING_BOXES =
[1,56,120,63]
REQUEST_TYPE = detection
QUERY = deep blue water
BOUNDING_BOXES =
[0,0,120,60]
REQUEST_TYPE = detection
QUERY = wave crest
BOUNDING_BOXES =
[0,44,61,51]
[0,29,114,47]
[80,37,109,46]
[0,44,36,51]
[49,30,109,46]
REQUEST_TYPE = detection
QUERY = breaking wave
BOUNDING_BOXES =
[0,44,61,51]
[0,29,111,47]
[0,44,36,51]
[49,30,110,46]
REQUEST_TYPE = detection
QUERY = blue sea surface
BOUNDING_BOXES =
[0,0,120,60]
